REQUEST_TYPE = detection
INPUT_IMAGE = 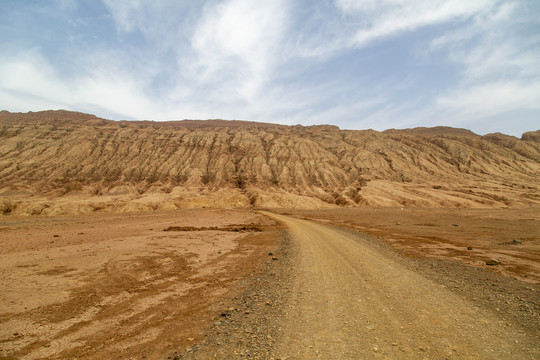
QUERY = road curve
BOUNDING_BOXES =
[265,213,537,359]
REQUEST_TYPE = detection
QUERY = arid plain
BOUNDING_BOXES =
[0,111,539,359]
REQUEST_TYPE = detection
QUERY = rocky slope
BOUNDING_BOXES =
[0,110,539,214]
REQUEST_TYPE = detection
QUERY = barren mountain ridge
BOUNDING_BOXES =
[1,110,539,215]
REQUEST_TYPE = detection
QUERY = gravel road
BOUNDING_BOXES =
[180,213,539,359]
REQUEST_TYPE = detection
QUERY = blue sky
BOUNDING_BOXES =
[1,0,539,136]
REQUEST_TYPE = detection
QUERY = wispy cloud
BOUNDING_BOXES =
[190,0,289,101]
[0,50,156,119]
[436,81,540,117]
[424,1,540,134]
[336,0,496,47]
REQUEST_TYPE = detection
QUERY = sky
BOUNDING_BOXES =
[1,0,539,136]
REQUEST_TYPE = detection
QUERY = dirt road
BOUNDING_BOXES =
[265,213,538,359]
[2,210,537,359]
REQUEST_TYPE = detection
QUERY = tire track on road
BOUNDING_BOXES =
[266,213,538,359]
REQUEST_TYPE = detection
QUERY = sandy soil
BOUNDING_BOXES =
[268,214,538,359]
[1,207,538,359]
[179,210,539,359]
[282,207,540,283]
[0,209,281,359]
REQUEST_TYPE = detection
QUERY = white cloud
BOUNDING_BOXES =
[101,0,144,33]
[366,78,540,136]
[101,0,200,59]
[461,42,540,82]
[0,52,74,108]
[0,51,158,120]
[191,0,288,101]
[428,1,539,82]
[419,0,540,133]
[436,81,540,119]
[335,0,497,47]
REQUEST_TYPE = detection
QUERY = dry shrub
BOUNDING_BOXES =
[0,200,14,214]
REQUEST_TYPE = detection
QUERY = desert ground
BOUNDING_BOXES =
[1,111,538,358]
[0,209,281,359]
[1,207,538,359]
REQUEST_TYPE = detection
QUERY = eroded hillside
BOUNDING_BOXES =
[0,110,539,215]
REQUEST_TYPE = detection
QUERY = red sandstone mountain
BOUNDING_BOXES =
[0,110,538,215]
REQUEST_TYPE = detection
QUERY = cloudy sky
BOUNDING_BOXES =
[1,0,539,136]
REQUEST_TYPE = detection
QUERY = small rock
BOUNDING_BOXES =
[486,259,501,266]
[268,252,274,256]
[467,246,473,250]
[396,222,400,225]
[214,321,222,326]
[512,239,522,244]
[53,234,60,238]
[272,257,279,261]
[452,224,459,227]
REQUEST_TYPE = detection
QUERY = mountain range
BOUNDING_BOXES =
[1,110,538,215]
